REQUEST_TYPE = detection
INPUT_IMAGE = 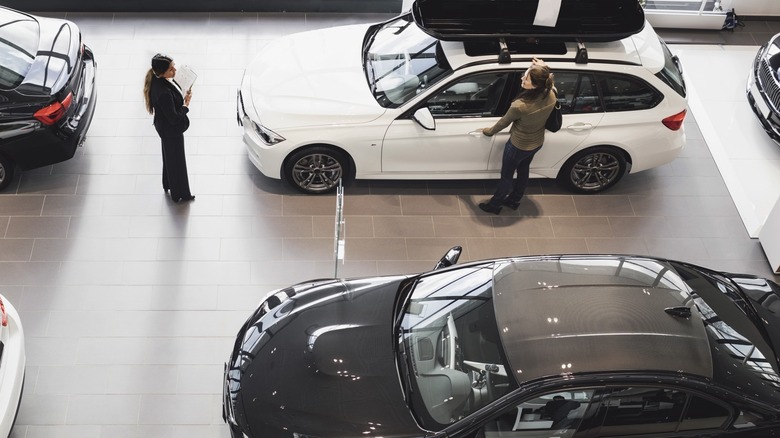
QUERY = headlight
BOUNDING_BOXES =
[251,121,286,145]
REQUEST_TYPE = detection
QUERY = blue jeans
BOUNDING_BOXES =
[488,140,542,207]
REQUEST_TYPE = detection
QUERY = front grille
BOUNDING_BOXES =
[758,59,780,113]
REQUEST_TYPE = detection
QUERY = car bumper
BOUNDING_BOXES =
[0,295,25,438]
[747,71,780,145]
[0,45,98,170]
[238,90,285,180]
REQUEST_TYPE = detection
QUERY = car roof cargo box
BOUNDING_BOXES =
[411,0,645,42]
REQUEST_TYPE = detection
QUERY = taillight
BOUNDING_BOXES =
[33,92,73,125]
[662,109,686,131]
[0,297,7,327]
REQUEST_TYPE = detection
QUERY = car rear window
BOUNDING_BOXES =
[656,40,686,98]
[599,73,662,112]
[0,8,39,90]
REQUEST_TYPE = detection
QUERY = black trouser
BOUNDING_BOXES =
[160,134,191,201]
[488,140,542,207]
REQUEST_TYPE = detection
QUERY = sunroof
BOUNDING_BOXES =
[412,0,645,42]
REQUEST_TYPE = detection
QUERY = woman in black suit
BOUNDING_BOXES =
[143,54,195,203]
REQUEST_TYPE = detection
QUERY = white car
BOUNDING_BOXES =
[238,6,687,194]
[0,294,24,438]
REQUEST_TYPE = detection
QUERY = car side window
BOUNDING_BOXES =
[599,387,685,435]
[554,71,601,114]
[599,74,661,112]
[599,387,736,435]
[679,395,730,431]
[476,389,596,438]
[426,72,509,118]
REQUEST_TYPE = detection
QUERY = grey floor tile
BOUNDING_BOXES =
[0,239,34,261]
[585,237,649,255]
[66,395,141,425]
[573,195,635,216]
[466,238,530,260]
[550,216,614,238]
[24,425,101,438]
[400,194,462,216]
[6,217,71,239]
[527,238,589,254]
[0,196,45,216]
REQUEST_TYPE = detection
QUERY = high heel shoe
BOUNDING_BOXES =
[174,195,195,203]
[478,202,502,215]
[500,198,521,210]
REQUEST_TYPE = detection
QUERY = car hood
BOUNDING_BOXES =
[244,23,386,130]
[19,15,81,96]
[229,277,422,437]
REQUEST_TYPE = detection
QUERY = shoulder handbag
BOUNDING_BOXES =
[545,91,563,133]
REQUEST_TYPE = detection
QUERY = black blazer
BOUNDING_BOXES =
[149,76,190,137]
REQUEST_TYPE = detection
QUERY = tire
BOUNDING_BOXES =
[0,154,14,191]
[284,146,349,194]
[557,146,627,194]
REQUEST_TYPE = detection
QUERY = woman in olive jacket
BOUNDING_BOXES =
[143,54,194,203]
[480,58,556,215]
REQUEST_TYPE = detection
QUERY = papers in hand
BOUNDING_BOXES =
[174,65,197,94]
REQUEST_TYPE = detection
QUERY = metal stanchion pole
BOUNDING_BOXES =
[333,178,345,277]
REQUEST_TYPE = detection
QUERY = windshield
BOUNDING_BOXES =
[364,14,452,108]
[0,8,39,90]
[669,262,780,404]
[396,263,517,431]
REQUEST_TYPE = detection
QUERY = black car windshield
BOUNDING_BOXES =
[669,262,780,404]
[396,263,517,431]
[0,8,39,90]
[364,14,452,108]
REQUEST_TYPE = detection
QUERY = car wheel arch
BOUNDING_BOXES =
[282,144,355,194]
[556,145,631,194]
[0,152,16,191]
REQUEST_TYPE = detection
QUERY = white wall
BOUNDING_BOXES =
[733,0,780,16]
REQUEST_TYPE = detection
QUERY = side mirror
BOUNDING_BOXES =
[412,107,436,131]
[434,246,462,270]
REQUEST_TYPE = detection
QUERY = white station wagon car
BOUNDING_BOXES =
[237,1,687,194]
[0,294,24,437]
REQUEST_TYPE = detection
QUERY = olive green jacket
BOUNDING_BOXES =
[484,88,557,151]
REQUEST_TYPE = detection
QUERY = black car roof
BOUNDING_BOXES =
[411,0,645,42]
[491,257,714,384]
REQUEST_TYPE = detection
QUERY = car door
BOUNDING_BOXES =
[380,71,510,174]
[488,70,605,173]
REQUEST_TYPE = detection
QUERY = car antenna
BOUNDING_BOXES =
[498,38,511,64]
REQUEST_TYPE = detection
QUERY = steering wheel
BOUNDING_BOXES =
[463,361,507,402]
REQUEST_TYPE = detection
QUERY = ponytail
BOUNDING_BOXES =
[143,68,155,115]
[545,72,555,97]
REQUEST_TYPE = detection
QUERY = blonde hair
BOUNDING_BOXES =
[143,68,155,115]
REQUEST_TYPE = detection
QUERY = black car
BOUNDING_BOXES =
[223,248,780,438]
[747,32,780,144]
[0,6,97,190]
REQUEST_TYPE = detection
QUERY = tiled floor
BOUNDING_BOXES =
[2,12,779,438]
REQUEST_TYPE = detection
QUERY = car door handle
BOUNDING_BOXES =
[468,130,487,137]
[566,123,593,132]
